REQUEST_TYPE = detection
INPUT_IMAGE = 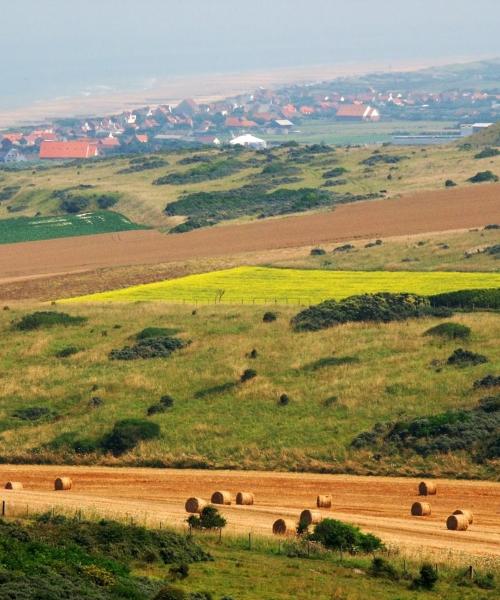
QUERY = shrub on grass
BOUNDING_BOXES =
[12,406,56,421]
[301,355,359,370]
[332,243,354,253]
[136,327,180,340]
[467,170,499,183]
[15,311,87,331]
[278,394,290,406]
[309,518,383,553]
[169,563,189,581]
[474,571,496,590]
[147,395,175,416]
[474,147,500,159]
[429,288,500,310]
[412,563,438,590]
[445,179,457,187]
[310,247,326,256]
[263,311,277,322]
[187,506,227,530]
[473,374,500,389]
[109,336,187,360]
[323,167,348,178]
[248,348,258,359]
[447,348,488,367]
[96,194,119,209]
[240,369,257,382]
[424,322,471,340]
[55,346,80,358]
[101,419,160,455]
[369,557,399,580]
[154,585,187,600]
[60,196,90,213]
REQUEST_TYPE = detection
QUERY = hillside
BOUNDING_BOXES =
[1,139,500,233]
[1,301,498,479]
[464,121,500,148]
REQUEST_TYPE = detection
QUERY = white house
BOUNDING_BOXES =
[229,134,267,150]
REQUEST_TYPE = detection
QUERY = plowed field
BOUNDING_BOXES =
[0,184,498,284]
[1,465,498,562]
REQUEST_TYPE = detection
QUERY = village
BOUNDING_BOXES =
[1,76,499,162]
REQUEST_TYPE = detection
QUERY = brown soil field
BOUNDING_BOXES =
[1,465,499,564]
[0,184,498,290]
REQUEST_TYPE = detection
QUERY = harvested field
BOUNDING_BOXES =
[0,184,498,285]
[1,465,499,563]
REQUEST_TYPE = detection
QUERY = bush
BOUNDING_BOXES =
[429,288,500,310]
[240,369,257,382]
[474,571,496,589]
[333,243,354,253]
[412,563,438,590]
[109,336,187,360]
[309,518,383,553]
[291,293,448,332]
[310,247,326,256]
[424,322,471,340]
[187,506,227,530]
[263,311,277,322]
[278,394,290,406]
[154,585,187,600]
[447,348,488,367]
[445,179,457,187]
[301,355,359,370]
[467,170,499,183]
[96,194,119,209]
[12,406,56,421]
[369,557,399,580]
[147,395,175,416]
[361,154,406,166]
[474,147,500,159]
[136,327,180,340]
[473,374,500,389]
[55,346,80,358]
[323,167,348,178]
[60,196,90,213]
[15,311,87,331]
[101,419,161,455]
[169,563,189,581]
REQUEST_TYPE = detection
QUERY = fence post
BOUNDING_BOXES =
[1,501,5,517]
[467,565,474,580]
[248,532,252,550]
[218,528,222,543]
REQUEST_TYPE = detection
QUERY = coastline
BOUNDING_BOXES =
[0,56,482,129]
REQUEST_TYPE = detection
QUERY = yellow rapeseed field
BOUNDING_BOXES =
[64,266,500,304]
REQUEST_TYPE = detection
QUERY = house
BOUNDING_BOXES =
[25,130,57,146]
[229,134,267,150]
[1,132,24,145]
[195,135,222,146]
[0,148,27,163]
[39,140,100,159]
[336,104,380,121]
[299,106,315,115]
[224,117,258,129]
[174,98,199,117]
[98,135,121,150]
[135,134,148,143]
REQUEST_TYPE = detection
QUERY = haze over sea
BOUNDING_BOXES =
[1,0,500,114]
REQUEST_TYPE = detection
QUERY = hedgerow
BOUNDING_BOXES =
[15,311,87,331]
[429,288,500,310]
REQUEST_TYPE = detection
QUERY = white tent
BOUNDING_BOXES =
[229,134,267,150]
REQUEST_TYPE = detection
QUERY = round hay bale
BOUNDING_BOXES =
[185,497,208,514]
[411,502,431,516]
[54,477,72,491]
[4,481,23,490]
[418,481,437,496]
[452,509,473,524]
[272,518,296,536]
[316,495,332,509]
[236,492,254,505]
[211,490,232,505]
[447,514,469,531]
[299,509,323,526]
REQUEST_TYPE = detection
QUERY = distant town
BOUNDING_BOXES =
[1,68,499,163]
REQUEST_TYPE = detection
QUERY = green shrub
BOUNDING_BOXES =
[447,348,488,367]
[474,147,500,159]
[309,518,383,553]
[361,154,406,166]
[154,159,244,185]
[117,158,168,175]
[278,393,290,406]
[445,179,457,187]
[148,395,175,416]
[291,293,448,332]
[15,311,87,331]
[240,369,257,382]
[55,345,80,358]
[169,563,189,581]
[136,327,180,340]
[429,288,500,310]
[310,247,326,256]
[467,170,499,183]
[187,506,227,530]
[412,563,438,590]
[263,311,277,322]
[474,571,496,589]
[101,419,161,455]
[369,557,399,580]
[323,167,348,178]
[109,336,187,360]
[153,584,187,600]
[333,243,354,253]
[424,322,471,340]
[60,196,90,213]
[301,355,359,370]
[474,374,500,389]
[12,406,56,421]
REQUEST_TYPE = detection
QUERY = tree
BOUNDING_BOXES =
[187,506,227,530]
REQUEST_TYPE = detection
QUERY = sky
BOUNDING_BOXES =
[1,0,500,109]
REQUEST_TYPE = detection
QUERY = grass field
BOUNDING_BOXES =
[65,266,500,304]
[0,211,146,244]
[1,302,498,478]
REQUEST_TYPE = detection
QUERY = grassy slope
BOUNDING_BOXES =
[1,140,499,229]
[65,267,500,304]
[1,303,498,478]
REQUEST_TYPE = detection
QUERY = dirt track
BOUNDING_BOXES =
[0,184,498,285]
[1,465,499,562]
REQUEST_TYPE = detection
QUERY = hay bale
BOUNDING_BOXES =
[452,509,473,524]
[4,481,23,490]
[418,481,437,496]
[411,501,431,516]
[299,509,323,526]
[236,492,254,505]
[272,518,296,536]
[185,497,208,514]
[54,477,72,491]
[211,490,232,505]
[447,514,469,531]
[317,494,332,509]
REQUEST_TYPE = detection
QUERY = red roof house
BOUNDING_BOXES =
[224,117,258,129]
[39,140,100,159]
[336,104,380,121]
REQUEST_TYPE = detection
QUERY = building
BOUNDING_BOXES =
[229,134,267,150]
[336,104,380,121]
[225,117,258,129]
[195,135,222,146]
[39,140,100,159]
